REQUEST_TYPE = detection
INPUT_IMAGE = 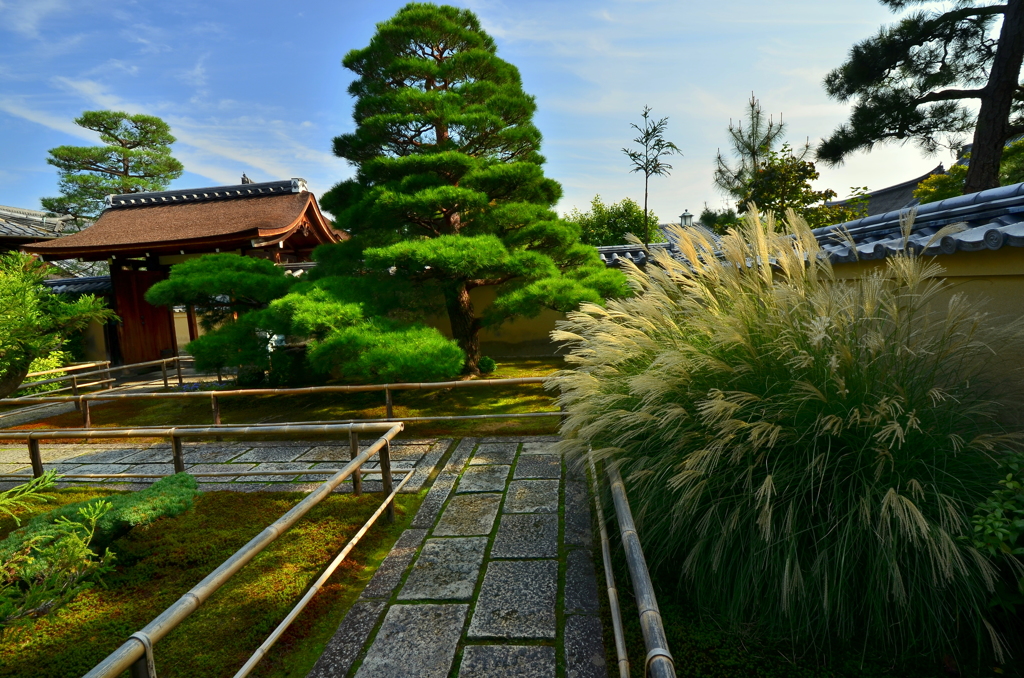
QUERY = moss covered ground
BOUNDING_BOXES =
[10,358,562,440]
[0,485,423,678]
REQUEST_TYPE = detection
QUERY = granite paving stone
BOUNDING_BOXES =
[116,448,176,464]
[490,513,559,559]
[122,463,177,478]
[402,441,448,491]
[0,463,29,474]
[458,645,556,678]
[513,454,561,479]
[49,463,82,474]
[455,464,510,493]
[181,447,246,464]
[361,528,427,599]
[468,442,518,466]
[354,604,467,678]
[520,441,559,455]
[398,537,487,600]
[186,463,255,482]
[564,480,593,548]
[564,549,600,614]
[443,438,477,474]
[0,449,29,465]
[70,448,139,464]
[433,493,502,536]
[250,462,314,481]
[298,445,355,462]
[411,475,456,529]
[468,560,558,639]
[61,463,131,480]
[563,614,609,678]
[307,600,386,678]
[231,446,309,463]
[505,479,560,514]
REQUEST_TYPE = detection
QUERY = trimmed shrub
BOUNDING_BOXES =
[308,319,465,383]
[551,210,1024,661]
[478,356,497,374]
[0,473,199,557]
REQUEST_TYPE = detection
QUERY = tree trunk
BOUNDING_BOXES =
[444,283,481,375]
[964,0,1024,194]
[0,361,32,400]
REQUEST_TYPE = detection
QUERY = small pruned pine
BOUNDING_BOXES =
[551,209,1024,664]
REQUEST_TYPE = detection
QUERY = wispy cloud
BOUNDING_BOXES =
[0,0,69,39]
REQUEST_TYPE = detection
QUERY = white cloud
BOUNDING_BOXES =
[0,0,69,39]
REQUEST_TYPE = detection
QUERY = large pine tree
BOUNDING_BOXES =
[818,0,1024,194]
[320,3,626,373]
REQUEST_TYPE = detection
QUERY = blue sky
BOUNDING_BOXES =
[0,0,959,223]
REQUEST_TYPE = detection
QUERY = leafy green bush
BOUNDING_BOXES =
[20,351,72,395]
[1,500,114,637]
[308,319,465,383]
[1,473,198,557]
[552,210,1024,661]
[478,356,497,374]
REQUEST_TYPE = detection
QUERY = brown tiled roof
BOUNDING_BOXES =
[25,188,340,259]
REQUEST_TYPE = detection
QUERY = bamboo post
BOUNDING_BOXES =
[171,435,185,474]
[82,399,92,428]
[349,431,361,496]
[28,438,43,479]
[161,361,169,389]
[385,387,393,420]
[105,362,113,390]
[380,439,395,523]
[175,357,183,386]
[72,375,81,411]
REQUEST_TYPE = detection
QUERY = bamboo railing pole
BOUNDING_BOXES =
[28,438,43,479]
[82,424,403,678]
[350,431,361,496]
[175,357,183,386]
[82,399,91,428]
[171,435,185,474]
[385,387,393,420]
[588,453,630,678]
[606,464,675,678]
[380,438,395,523]
[231,458,415,678]
[161,361,169,389]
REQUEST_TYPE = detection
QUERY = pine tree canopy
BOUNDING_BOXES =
[818,0,1024,194]
[41,111,184,223]
[320,2,628,373]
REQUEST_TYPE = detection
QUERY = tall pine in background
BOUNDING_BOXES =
[320,3,626,373]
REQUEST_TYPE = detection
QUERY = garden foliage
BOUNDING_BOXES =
[914,139,1024,205]
[565,195,660,247]
[552,211,1024,659]
[0,252,115,399]
[1,472,199,559]
[319,2,627,373]
[146,253,465,383]
[1,497,113,637]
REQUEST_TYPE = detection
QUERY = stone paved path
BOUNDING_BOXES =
[0,439,449,494]
[308,436,608,678]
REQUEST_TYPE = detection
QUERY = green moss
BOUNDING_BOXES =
[13,358,564,439]
[0,487,421,678]
[1,473,198,557]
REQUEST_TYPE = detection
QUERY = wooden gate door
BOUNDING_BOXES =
[110,268,177,364]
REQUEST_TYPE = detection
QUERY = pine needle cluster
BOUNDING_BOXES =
[551,210,1024,660]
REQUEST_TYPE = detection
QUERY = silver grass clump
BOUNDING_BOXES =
[550,209,1024,660]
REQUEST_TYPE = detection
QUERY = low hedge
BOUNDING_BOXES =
[0,473,198,556]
